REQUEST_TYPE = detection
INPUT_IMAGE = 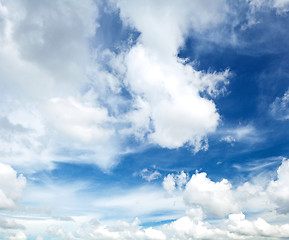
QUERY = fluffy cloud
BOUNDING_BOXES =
[166,216,228,240]
[163,174,176,196]
[270,89,289,120]
[116,0,228,55]
[163,171,189,195]
[0,0,232,173]
[0,0,97,99]
[4,160,289,239]
[0,163,26,209]
[7,232,27,240]
[113,0,231,151]
[0,0,122,172]
[124,44,227,150]
[227,213,289,238]
[267,158,289,214]
[0,0,111,171]
[77,220,166,240]
[183,172,240,218]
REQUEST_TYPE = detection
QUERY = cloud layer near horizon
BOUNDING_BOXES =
[3,159,289,239]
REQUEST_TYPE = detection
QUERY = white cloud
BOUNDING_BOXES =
[92,186,185,221]
[267,158,289,214]
[162,174,176,196]
[166,216,228,240]
[5,159,289,239]
[115,0,230,151]
[249,0,289,13]
[183,172,240,218]
[0,218,25,230]
[123,44,226,150]
[270,89,289,120]
[0,0,232,173]
[7,231,27,240]
[0,0,123,172]
[0,163,26,209]
[0,0,97,99]
[45,97,113,143]
[227,212,289,238]
[116,0,227,56]
[162,171,189,195]
[221,124,259,145]
[140,169,162,182]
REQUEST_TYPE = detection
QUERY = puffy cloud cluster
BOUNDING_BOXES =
[2,159,289,239]
[117,0,231,150]
[163,171,189,196]
[267,158,289,213]
[0,163,26,209]
[0,0,116,172]
[0,0,232,173]
[183,173,240,218]
[163,158,289,219]
[227,213,289,238]
[123,44,229,150]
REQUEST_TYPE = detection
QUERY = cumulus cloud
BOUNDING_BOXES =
[163,171,189,195]
[0,0,232,173]
[162,174,176,196]
[0,163,26,209]
[123,44,227,150]
[116,0,230,151]
[0,0,123,172]
[267,158,289,214]
[6,159,289,239]
[0,0,115,172]
[162,159,289,219]
[183,172,240,218]
[166,215,228,240]
[227,212,289,238]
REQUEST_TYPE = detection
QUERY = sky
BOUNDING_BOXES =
[1,0,289,239]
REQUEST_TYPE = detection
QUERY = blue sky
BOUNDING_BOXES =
[1,0,289,239]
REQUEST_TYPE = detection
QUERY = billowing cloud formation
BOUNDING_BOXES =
[183,172,240,218]
[0,0,112,171]
[267,158,289,213]
[1,160,289,239]
[123,45,229,150]
[0,0,232,172]
[0,163,26,209]
[21,159,289,239]
[117,0,230,150]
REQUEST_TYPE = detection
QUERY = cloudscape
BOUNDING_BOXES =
[1,0,289,239]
